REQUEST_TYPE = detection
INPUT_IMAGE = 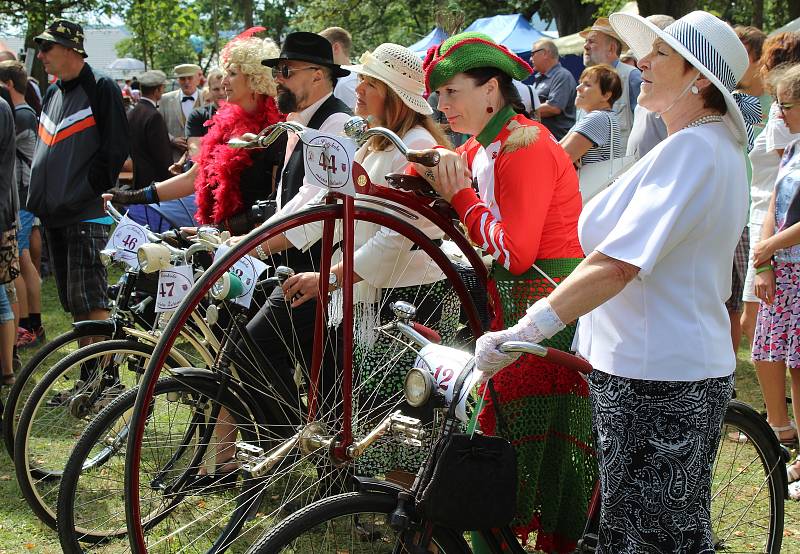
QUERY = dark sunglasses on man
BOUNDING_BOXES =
[38,41,56,53]
[271,65,320,79]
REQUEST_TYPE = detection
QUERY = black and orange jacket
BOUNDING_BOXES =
[29,63,128,227]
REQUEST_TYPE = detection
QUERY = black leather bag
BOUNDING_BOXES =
[416,378,517,531]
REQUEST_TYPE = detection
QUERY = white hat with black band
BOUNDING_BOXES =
[610,10,749,144]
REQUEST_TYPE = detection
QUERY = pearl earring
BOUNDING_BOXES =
[690,85,699,94]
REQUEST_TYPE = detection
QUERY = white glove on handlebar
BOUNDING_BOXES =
[475,299,565,383]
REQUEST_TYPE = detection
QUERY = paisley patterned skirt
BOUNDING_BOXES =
[588,370,734,554]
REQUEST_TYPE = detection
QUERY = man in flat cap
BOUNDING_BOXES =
[158,63,202,161]
[128,70,173,190]
[29,18,129,334]
[581,17,642,151]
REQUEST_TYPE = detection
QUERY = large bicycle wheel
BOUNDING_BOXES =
[247,491,469,553]
[711,399,785,553]
[124,201,486,553]
[58,374,269,552]
[14,338,176,529]
[3,322,119,459]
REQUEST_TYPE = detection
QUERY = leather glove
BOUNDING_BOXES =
[109,184,159,205]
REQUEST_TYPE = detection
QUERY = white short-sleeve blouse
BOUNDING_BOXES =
[574,122,749,381]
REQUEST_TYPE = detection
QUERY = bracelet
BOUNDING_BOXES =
[756,264,774,274]
[254,244,268,260]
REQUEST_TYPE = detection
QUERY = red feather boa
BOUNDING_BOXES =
[194,96,283,224]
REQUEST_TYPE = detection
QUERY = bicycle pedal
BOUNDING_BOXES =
[235,441,265,469]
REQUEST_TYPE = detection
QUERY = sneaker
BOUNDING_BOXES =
[16,327,36,349]
[31,326,46,346]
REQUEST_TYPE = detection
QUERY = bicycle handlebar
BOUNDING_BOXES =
[228,117,440,167]
[500,341,593,375]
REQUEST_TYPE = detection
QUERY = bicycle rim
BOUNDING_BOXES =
[124,202,484,553]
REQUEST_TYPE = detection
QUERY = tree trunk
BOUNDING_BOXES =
[752,0,763,29]
[241,0,254,28]
[25,0,50,91]
[636,0,697,18]
[790,0,800,22]
[543,0,596,36]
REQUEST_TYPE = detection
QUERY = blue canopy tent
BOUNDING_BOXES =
[408,27,448,56]
[462,14,547,83]
[463,14,545,54]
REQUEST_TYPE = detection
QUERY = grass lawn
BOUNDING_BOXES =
[0,274,797,552]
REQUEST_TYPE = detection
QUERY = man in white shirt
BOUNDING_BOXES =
[581,18,643,152]
[320,27,357,110]
[158,63,202,161]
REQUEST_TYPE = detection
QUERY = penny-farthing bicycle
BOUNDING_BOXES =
[121,118,490,553]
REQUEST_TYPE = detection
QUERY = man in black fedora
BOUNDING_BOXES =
[233,32,353,412]
[28,18,128,340]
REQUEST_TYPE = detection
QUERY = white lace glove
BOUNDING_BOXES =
[474,299,565,383]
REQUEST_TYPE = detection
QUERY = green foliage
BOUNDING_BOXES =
[114,0,200,72]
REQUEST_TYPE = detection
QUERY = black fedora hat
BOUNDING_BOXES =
[262,32,350,78]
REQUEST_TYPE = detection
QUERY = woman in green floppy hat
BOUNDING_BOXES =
[415,32,595,552]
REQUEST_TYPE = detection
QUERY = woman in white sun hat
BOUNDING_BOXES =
[474,11,751,551]
[281,43,457,482]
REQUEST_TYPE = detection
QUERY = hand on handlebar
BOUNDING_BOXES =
[475,320,546,383]
[412,150,472,203]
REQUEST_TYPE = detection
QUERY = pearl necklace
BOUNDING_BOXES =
[683,114,724,130]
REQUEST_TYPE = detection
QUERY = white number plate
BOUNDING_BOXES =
[414,343,478,422]
[106,215,150,268]
[155,264,194,312]
[302,130,357,197]
[214,244,269,308]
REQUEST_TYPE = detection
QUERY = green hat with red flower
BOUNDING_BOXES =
[422,32,532,93]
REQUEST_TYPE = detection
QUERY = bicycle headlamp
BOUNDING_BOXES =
[404,367,434,408]
[211,271,244,301]
[136,243,172,274]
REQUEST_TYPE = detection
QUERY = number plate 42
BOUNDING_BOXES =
[414,343,478,421]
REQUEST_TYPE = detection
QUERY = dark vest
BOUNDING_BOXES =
[281,94,351,273]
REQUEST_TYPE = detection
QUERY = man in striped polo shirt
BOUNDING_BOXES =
[28,19,128,334]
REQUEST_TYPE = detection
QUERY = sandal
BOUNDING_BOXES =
[788,457,800,484]
[770,421,798,446]
[789,480,800,501]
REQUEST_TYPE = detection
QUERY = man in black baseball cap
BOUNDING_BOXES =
[34,19,87,58]
[28,18,129,335]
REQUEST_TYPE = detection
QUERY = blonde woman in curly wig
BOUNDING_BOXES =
[109,28,286,234]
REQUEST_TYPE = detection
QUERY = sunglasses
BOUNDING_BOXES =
[38,41,55,53]
[779,102,796,114]
[271,65,320,79]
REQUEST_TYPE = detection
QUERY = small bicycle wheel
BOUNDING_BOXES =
[247,491,470,553]
[125,201,486,553]
[14,338,174,529]
[57,374,266,552]
[711,399,785,553]
[3,323,118,459]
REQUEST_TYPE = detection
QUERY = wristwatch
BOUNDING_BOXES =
[328,272,340,291]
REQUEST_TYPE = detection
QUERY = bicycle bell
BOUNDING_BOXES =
[344,116,369,143]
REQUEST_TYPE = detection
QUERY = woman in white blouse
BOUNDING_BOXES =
[281,43,455,480]
[473,11,751,552]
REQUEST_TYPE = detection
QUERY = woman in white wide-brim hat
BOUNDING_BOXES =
[474,11,751,551]
[281,43,457,482]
